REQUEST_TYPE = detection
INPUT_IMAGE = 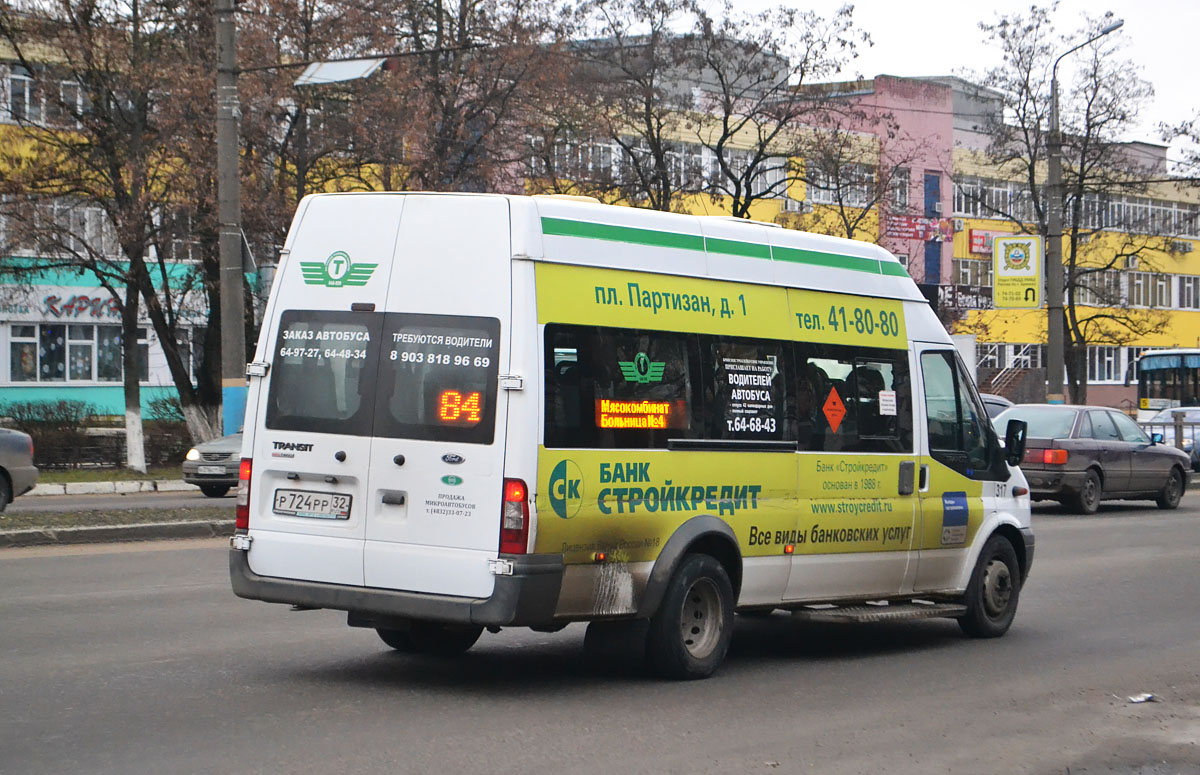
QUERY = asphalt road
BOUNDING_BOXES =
[6,489,233,513]
[1,501,1198,775]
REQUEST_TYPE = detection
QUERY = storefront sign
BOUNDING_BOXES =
[992,235,1043,309]
[884,215,953,241]
[969,229,1008,255]
[43,293,121,319]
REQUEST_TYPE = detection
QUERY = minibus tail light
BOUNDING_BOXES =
[236,458,252,530]
[500,478,529,555]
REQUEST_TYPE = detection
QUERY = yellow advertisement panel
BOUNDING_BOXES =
[535,263,907,349]
[992,235,1043,309]
[535,448,919,565]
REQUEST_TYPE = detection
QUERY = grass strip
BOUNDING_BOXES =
[0,505,231,532]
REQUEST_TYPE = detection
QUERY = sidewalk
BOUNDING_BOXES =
[3,479,231,548]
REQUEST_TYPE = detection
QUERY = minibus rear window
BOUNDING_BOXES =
[265,310,381,436]
[375,313,501,444]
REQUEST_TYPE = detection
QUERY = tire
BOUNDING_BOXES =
[1156,467,1185,510]
[0,474,11,513]
[958,534,1021,638]
[1069,469,1102,515]
[645,554,735,680]
[377,622,482,655]
[199,484,231,498]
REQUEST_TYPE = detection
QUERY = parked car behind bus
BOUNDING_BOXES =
[1145,407,1200,472]
[994,404,1189,514]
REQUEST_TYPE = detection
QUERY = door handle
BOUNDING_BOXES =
[381,492,406,506]
[918,464,930,492]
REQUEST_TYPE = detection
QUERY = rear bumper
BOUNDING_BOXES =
[8,464,38,498]
[1022,469,1088,500]
[182,460,239,487]
[229,548,564,627]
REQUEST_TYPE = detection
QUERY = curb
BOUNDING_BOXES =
[28,480,198,496]
[0,520,235,548]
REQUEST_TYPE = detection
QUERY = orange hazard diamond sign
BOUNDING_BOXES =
[823,387,846,434]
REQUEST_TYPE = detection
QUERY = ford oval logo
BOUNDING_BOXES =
[442,454,465,465]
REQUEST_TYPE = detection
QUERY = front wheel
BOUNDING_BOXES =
[199,484,230,498]
[645,554,734,680]
[1156,467,1185,510]
[958,534,1021,638]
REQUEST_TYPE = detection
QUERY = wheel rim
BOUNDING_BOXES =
[1166,471,1181,504]
[1083,476,1098,510]
[679,578,723,659]
[981,558,1013,619]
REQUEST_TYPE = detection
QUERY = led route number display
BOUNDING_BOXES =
[387,321,500,430]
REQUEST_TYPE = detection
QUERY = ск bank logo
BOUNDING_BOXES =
[300,251,378,288]
[548,459,584,519]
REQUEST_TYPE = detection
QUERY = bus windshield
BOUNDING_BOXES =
[1136,350,1200,417]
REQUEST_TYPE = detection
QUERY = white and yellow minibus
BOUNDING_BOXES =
[230,193,1034,679]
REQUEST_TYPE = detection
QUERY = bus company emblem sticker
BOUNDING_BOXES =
[441,475,463,486]
[299,251,378,288]
[549,459,584,519]
[619,352,666,384]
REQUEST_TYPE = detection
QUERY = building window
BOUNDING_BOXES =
[1075,270,1123,306]
[807,162,875,207]
[1087,346,1121,383]
[1008,344,1043,369]
[889,168,910,211]
[1179,276,1200,309]
[1127,272,1169,307]
[954,258,993,287]
[977,343,1002,369]
[6,64,42,124]
[7,323,147,383]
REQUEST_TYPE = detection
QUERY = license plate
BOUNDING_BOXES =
[272,489,352,520]
[198,465,226,475]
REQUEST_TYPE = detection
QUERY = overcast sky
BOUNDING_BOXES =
[706,0,1197,158]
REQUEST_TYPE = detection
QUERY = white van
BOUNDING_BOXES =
[231,193,1034,679]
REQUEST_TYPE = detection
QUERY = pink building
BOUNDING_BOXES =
[809,75,958,289]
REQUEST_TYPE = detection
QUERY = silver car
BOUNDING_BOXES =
[182,432,243,497]
[0,428,39,512]
[1146,407,1200,472]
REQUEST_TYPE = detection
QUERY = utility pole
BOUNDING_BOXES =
[1045,18,1123,404]
[215,0,246,434]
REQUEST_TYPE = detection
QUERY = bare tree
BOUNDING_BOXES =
[963,5,1189,403]
[685,2,866,219]
[0,0,227,458]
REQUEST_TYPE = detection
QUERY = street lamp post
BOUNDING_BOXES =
[1045,18,1123,404]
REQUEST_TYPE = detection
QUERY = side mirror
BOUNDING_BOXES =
[1005,419,1028,467]
[1151,432,1164,445]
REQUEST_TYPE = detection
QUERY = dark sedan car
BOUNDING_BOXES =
[182,432,242,497]
[994,404,1190,514]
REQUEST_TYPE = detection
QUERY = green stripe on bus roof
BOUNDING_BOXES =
[541,217,704,251]
[770,245,882,274]
[539,216,908,278]
[703,237,772,259]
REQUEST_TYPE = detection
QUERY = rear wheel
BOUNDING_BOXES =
[199,484,230,498]
[1156,467,1185,510]
[376,622,482,655]
[958,534,1021,638]
[1070,469,1102,515]
[0,474,11,513]
[645,554,734,680]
